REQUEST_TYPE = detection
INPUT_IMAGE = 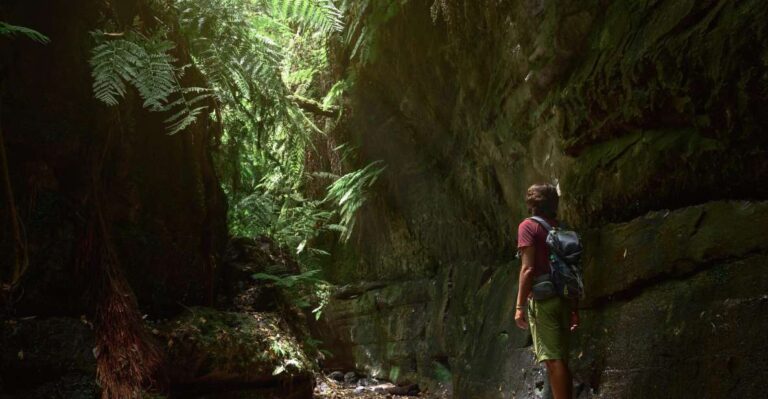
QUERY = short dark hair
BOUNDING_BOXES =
[526,183,559,218]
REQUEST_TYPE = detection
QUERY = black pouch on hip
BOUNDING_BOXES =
[531,276,556,301]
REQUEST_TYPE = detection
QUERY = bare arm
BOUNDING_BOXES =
[515,246,535,329]
[570,298,580,331]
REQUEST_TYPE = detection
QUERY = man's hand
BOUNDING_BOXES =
[515,308,528,330]
[569,309,580,331]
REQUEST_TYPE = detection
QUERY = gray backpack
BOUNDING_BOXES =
[529,216,585,300]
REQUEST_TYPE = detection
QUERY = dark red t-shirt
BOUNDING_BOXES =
[517,217,557,277]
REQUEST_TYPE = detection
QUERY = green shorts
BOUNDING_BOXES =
[528,296,570,362]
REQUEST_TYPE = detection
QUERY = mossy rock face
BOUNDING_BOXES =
[157,307,313,397]
[0,318,97,398]
[582,200,768,304]
[321,2,768,396]
[559,129,737,226]
[572,253,768,398]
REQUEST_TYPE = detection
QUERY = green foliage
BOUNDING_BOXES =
[161,308,312,377]
[252,269,330,314]
[234,158,384,318]
[0,22,49,43]
[324,160,385,242]
[89,32,175,108]
[174,0,384,320]
[86,1,384,316]
[322,79,349,109]
[175,0,337,182]
[252,269,324,289]
[339,0,403,65]
[230,188,333,257]
[266,0,344,33]
[89,29,214,134]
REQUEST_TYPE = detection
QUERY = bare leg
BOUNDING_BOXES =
[544,359,572,399]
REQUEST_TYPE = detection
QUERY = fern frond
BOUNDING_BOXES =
[165,105,207,135]
[89,32,178,108]
[160,87,214,111]
[90,38,142,105]
[0,21,50,43]
[267,0,343,33]
[89,30,213,135]
[323,160,385,242]
[134,38,177,109]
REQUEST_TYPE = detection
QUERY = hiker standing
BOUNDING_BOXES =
[515,183,581,399]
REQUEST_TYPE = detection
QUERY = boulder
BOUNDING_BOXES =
[157,307,314,398]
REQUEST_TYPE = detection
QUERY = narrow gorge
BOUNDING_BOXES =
[315,1,768,397]
[1,1,766,398]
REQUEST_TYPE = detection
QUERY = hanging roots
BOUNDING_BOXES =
[80,212,164,399]
[94,262,164,399]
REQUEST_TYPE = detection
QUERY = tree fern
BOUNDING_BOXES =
[89,30,211,134]
[90,35,147,106]
[89,31,181,109]
[162,87,215,135]
[134,38,177,110]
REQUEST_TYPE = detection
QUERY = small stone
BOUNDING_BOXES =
[315,382,330,394]
[328,371,344,381]
[344,371,358,384]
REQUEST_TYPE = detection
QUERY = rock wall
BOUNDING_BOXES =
[318,1,768,397]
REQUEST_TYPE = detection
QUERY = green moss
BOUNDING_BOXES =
[388,365,401,382]
[159,307,312,378]
[556,0,768,148]
[347,0,405,66]
[561,129,724,225]
[432,360,452,383]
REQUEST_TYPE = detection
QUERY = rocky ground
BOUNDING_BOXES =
[313,372,449,399]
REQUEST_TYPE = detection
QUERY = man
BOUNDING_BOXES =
[515,183,579,399]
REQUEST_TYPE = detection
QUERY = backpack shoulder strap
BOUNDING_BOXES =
[528,216,553,232]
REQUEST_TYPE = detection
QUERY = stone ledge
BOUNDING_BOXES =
[582,200,768,304]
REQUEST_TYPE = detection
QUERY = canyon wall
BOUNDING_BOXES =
[319,1,768,397]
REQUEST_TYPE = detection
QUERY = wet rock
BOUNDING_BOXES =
[571,253,768,398]
[357,376,378,387]
[344,371,358,384]
[382,383,420,396]
[328,371,345,382]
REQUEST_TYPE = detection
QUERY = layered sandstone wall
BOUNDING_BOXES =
[318,1,768,397]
